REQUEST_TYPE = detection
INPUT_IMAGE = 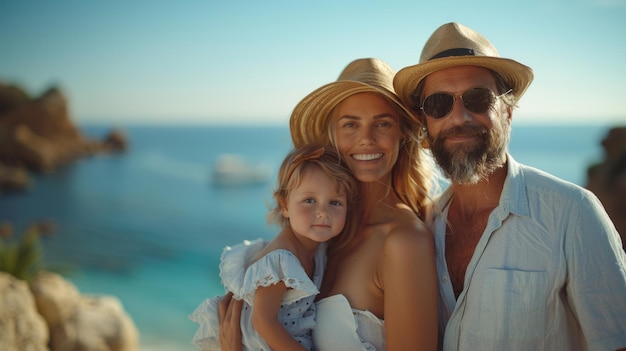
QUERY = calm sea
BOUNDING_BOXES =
[0,123,611,350]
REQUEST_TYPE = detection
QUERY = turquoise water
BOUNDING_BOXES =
[0,123,611,350]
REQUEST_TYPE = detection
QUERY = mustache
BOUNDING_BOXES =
[438,125,488,139]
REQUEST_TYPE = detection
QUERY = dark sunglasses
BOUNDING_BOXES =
[420,87,512,119]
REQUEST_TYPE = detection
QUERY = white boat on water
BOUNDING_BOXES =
[212,154,271,187]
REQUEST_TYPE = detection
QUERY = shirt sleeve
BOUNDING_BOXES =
[565,190,626,351]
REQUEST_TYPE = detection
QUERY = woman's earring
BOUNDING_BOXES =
[419,126,428,139]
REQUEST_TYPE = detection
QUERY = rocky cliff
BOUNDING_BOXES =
[586,126,626,249]
[0,82,127,193]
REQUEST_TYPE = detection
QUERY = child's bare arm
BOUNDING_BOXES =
[252,282,308,351]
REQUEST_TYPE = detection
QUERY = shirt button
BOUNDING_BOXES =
[442,276,449,282]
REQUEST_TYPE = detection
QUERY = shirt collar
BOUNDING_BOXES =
[503,154,531,219]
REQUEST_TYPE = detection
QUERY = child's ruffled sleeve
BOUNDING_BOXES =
[240,249,319,305]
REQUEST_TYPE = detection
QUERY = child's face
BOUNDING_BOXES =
[282,166,348,243]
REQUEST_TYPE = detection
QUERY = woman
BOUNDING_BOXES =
[220,58,438,350]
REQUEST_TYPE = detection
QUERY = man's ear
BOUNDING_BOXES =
[506,106,513,122]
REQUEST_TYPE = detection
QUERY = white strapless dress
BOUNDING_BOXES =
[314,294,386,350]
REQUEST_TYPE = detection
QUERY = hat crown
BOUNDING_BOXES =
[290,58,419,148]
[393,22,533,111]
[337,58,396,94]
[420,22,500,63]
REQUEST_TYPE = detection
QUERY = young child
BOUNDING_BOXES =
[190,145,360,351]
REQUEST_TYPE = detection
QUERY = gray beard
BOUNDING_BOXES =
[429,122,509,185]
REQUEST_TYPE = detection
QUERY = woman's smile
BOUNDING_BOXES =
[351,152,384,161]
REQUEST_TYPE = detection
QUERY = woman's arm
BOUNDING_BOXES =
[217,292,243,351]
[252,282,308,351]
[382,224,438,351]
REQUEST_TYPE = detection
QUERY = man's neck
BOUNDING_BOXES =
[450,162,508,218]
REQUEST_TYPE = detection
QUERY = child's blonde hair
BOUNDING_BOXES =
[268,145,361,251]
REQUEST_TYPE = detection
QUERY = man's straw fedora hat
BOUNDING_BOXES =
[393,22,534,109]
[290,58,420,148]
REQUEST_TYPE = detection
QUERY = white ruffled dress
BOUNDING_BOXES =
[190,238,327,351]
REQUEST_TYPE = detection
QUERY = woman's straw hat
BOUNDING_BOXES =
[290,58,419,148]
[393,22,534,108]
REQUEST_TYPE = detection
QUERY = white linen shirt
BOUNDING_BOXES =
[432,155,626,351]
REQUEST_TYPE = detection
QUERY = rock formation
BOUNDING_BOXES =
[0,271,49,351]
[0,163,30,193]
[586,126,626,250]
[0,82,128,193]
[0,271,139,351]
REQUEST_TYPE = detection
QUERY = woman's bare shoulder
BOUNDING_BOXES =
[390,206,431,235]
[384,210,433,252]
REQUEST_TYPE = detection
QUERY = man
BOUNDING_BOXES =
[394,22,626,351]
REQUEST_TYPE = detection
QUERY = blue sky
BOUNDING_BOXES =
[1,0,625,126]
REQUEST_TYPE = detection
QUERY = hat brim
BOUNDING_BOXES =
[394,56,534,109]
[290,80,420,148]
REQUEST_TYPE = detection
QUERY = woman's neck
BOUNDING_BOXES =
[359,179,403,222]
